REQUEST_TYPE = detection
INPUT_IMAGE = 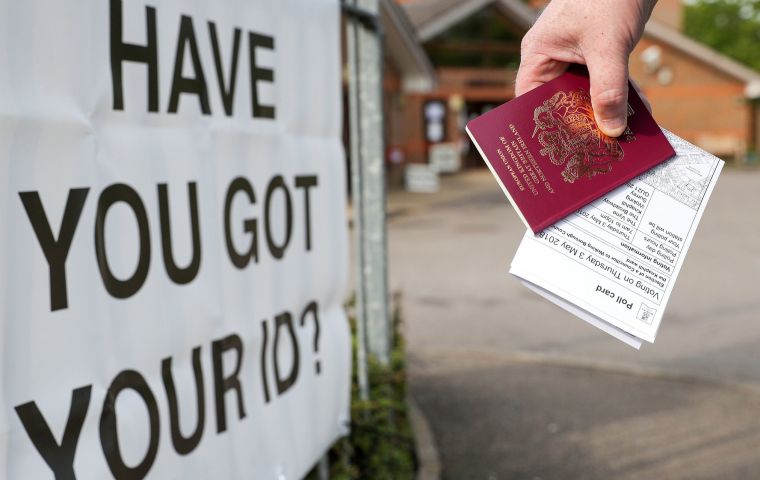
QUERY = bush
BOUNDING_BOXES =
[308,294,416,479]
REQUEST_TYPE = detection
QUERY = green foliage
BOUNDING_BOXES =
[683,0,760,71]
[307,295,416,480]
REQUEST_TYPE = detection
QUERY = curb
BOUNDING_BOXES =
[408,396,442,480]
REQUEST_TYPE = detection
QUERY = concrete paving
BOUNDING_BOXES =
[388,168,760,479]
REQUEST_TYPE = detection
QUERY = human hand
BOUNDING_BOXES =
[515,0,657,137]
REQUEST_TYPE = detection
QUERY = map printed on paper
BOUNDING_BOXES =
[640,133,715,209]
[509,130,723,347]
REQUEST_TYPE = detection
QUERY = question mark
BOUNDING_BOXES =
[300,301,321,374]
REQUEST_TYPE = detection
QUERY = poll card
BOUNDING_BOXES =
[510,130,723,347]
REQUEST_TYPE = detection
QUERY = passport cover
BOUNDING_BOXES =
[466,68,675,233]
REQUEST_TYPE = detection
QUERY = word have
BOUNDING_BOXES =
[19,174,318,312]
[15,301,322,480]
[111,0,275,118]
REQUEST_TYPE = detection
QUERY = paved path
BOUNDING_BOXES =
[388,168,760,479]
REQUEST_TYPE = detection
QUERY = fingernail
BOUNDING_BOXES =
[599,118,626,137]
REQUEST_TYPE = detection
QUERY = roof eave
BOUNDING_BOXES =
[643,20,760,93]
[493,0,538,31]
[381,0,437,92]
[415,0,492,42]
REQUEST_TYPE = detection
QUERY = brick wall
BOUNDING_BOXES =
[630,36,750,158]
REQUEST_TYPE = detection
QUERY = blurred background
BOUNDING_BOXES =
[345,0,760,478]
[370,0,760,183]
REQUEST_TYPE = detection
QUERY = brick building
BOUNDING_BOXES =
[633,20,760,158]
[388,0,760,169]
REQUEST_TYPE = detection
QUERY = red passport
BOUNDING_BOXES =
[466,68,675,233]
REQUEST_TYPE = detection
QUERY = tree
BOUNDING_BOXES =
[683,0,760,72]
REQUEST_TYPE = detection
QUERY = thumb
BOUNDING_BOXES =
[585,50,630,137]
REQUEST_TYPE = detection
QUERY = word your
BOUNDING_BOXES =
[15,300,322,480]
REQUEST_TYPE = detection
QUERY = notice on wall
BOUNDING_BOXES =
[0,0,349,478]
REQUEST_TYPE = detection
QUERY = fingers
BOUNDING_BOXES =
[514,75,545,98]
[515,53,569,97]
[585,48,630,137]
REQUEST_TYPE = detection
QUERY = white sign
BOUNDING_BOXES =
[0,0,350,479]
[429,142,461,173]
[405,164,440,193]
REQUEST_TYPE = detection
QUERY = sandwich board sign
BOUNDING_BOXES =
[0,0,350,478]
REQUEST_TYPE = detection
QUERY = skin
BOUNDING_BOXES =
[515,0,658,137]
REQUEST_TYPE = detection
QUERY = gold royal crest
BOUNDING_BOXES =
[532,89,635,183]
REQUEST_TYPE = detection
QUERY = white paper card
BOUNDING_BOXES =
[510,130,723,346]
